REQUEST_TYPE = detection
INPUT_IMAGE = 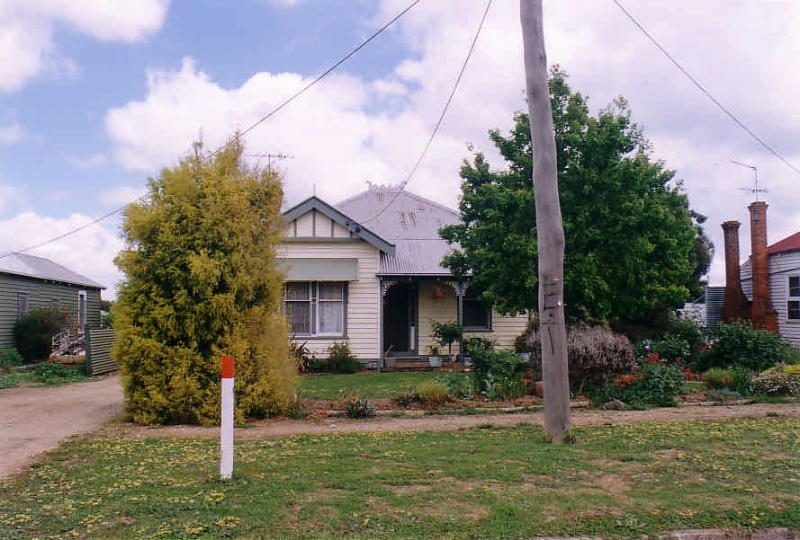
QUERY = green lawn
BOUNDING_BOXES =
[1,416,798,539]
[298,371,440,400]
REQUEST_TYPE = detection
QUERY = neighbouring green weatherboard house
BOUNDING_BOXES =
[0,252,105,350]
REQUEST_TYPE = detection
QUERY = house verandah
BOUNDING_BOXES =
[279,186,529,369]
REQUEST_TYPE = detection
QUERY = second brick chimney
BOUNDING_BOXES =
[720,220,751,322]
[748,201,779,332]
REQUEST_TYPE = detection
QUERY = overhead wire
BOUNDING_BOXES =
[361,0,493,225]
[611,0,800,176]
[1,0,422,259]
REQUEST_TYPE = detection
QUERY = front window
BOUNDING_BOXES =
[462,286,491,330]
[789,276,799,321]
[78,291,87,329]
[17,293,29,319]
[285,282,346,336]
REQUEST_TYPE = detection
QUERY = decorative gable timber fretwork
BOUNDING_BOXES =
[283,196,395,256]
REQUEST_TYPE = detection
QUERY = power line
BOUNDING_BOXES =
[1,0,421,260]
[611,0,800,176]
[362,0,494,225]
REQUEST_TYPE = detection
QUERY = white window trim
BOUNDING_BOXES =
[285,282,347,338]
[788,275,800,321]
[78,290,87,329]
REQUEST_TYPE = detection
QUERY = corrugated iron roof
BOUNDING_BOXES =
[0,252,105,289]
[768,231,800,255]
[336,186,461,276]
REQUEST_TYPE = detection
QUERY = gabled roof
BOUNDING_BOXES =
[0,252,105,289]
[283,195,395,256]
[336,186,461,276]
[768,231,800,255]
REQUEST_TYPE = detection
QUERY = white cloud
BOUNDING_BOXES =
[0,212,124,298]
[65,153,105,170]
[0,121,23,143]
[0,0,169,93]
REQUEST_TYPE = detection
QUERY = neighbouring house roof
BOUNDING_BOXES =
[0,252,105,289]
[283,195,395,256]
[768,231,800,255]
[336,186,461,276]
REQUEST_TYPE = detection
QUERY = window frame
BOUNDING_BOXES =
[17,292,29,319]
[284,281,347,338]
[788,275,800,321]
[461,285,492,332]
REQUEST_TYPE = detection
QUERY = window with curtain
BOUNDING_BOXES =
[284,282,346,336]
[462,286,491,330]
[789,275,799,321]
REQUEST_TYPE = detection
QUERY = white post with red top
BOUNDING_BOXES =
[220,355,234,480]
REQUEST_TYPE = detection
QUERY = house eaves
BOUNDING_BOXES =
[283,196,395,256]
[0,252,105,289]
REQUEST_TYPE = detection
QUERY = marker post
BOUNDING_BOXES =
[220,355,234,480]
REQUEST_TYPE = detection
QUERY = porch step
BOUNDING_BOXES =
[385,356,434,372]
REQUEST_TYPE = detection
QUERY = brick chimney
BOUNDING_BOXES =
[720,220,751,322]
[748,201,779,332]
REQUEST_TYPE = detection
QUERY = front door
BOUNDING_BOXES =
[383,282,417,355]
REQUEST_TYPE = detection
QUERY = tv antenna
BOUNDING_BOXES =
[246,153,294,172]
[730,159,767,201]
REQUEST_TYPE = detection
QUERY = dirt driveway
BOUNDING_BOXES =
[0,374,123,481]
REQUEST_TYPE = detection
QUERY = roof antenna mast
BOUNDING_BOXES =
[730,159,767,201]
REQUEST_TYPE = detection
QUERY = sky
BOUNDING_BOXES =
[0,0,798,300]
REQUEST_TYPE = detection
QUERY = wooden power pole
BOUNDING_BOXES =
[520,0,572,443]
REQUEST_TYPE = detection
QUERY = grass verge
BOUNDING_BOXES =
[1,416,798,539]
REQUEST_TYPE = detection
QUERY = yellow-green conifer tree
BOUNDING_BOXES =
[113,136,296,425]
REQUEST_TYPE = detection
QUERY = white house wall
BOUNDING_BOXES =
[279,241,381,360]
[739,253,800,346]
[417,281,528,353]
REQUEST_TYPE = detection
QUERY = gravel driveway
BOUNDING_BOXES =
[0,374,123,481]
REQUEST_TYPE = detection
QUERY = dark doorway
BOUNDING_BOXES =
[383,282,417,355]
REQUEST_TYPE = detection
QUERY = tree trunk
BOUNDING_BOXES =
[520,0,572,443]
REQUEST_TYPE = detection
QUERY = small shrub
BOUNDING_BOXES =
[785,364,800,375]
[707,388,741,404]
[290,339,313,373]
[33,362,85,385]
[324,342,359,374]
[566,324,636,393]
[729,366,752,396]
[466,342,527,400]
[286,401,308,419]
[696,321,791,372]
[345,396,376,418]
[620,361,685,408]
[437,372,476,400]
[431,320,464,359]
[14,308,70,362]
[650,334,690,364]
[749,373,800,398]
[703,368,734,390]
[414,380,452,407]
[0,348,24,372]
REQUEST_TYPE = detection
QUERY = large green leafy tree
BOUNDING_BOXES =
[441,68,712,334]
[113,136,296,425]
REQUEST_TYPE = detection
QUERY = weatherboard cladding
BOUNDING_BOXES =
[335,187,461,276]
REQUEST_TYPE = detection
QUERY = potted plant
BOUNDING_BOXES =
[427,344,442,367]
[431,320,463,370]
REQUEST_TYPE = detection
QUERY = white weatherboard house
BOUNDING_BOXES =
[279,186,529,367]
[740,230,800,346]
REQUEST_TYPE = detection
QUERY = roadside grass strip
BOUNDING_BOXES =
[0,416,798,539]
